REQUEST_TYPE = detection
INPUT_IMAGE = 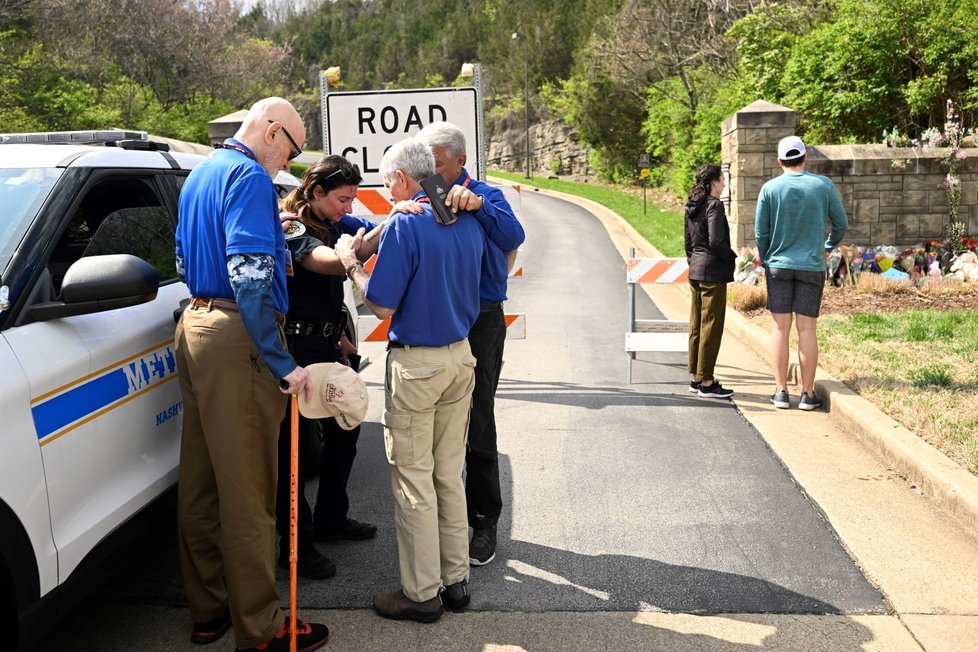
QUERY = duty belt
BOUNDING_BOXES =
[284,319,344,338]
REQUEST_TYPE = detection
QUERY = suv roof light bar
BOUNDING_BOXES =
[0,129,149,145]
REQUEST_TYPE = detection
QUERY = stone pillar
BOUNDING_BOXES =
[721,101,798,249]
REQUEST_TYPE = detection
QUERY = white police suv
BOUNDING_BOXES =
[0,130,316,650]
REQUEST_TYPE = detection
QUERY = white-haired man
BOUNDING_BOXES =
[416,121,525,567]
[335,137,485,623]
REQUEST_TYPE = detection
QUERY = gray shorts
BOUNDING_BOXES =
[765,267,826,317]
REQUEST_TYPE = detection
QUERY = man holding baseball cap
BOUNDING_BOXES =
[754,135,848,412]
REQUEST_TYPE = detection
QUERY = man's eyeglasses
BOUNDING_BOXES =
[268,120,302,161]
[321,164,360,184]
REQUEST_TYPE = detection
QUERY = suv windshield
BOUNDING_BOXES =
[0,168,62,272]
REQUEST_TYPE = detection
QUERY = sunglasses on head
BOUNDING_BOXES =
[321,163,360,184]
[268,120,302,161]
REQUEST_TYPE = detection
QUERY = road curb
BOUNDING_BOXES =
[511,178,978,539]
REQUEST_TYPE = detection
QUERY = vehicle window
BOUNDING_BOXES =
[49,177,177,292]
[0,168,62,272]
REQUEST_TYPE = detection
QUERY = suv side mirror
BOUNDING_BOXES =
[29,254,160,321]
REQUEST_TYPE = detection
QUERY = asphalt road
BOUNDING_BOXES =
[31,189,883,650]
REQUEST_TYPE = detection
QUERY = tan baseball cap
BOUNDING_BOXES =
[298,362,368,430]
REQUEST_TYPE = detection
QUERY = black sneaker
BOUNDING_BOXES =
[191,610,231,645]
[689,381,701,393]
[278,546,336,580]
[469,526,497,566]
[697,382,734,399]
[799,392,823,411]
[235,619,329,652]
[314,517,377,542]
[440,579,471,612]
[770,389,790,409]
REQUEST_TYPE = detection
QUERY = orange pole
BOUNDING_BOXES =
[289,394,298,652]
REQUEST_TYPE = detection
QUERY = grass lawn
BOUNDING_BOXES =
[489,170,685,257]
[820,309,978,473]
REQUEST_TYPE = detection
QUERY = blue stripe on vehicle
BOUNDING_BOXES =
[32,343,177,444]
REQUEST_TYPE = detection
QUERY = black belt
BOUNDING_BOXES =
[480,302,503,313]
[284,319,344,338]
[388,341,405,349]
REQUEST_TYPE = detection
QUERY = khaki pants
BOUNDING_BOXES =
[174,304,287,649]
[383,340,476,602]
[688,280,728,381]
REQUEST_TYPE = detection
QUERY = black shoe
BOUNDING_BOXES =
[314,517,377,542]
[235,619,329,652]
[799,392,823,411]
[373,590,443,623]
[278,546,336,580]
[440,580,471,612]
[191,610,231,645]
[697,381,734,399]
[469,526,497,566]
[689,380,701,393]
[770,389,790,409]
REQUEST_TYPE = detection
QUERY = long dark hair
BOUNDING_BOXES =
[685,164,723,219]
[280,155,362,245]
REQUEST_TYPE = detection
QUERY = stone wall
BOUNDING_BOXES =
[722,100,978,249]
[486,119,591,178]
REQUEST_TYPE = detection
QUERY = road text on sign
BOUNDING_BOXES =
[325,87,480,188]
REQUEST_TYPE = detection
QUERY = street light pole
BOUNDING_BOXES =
[512,32,530,179]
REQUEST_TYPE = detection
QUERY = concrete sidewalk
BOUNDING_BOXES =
[521,183,978,650]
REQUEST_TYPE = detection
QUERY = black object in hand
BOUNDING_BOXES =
[419,174,457,225]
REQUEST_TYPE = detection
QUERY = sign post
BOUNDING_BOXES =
[638,153,650,217]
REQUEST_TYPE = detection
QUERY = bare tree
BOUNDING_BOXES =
[36,0,290,109]
[589,0,756,123]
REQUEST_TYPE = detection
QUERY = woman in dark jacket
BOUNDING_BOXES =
[684,164,737,398]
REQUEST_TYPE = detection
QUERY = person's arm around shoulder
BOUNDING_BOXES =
[450,183,525,252]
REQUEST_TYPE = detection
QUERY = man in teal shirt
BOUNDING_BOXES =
[754,135,848,411]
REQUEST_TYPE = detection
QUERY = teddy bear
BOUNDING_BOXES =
[950,250,978,282]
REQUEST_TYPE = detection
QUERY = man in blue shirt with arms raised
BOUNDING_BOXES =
[335,137,484,624]
[416,121,525,567]
[754,135,848,412]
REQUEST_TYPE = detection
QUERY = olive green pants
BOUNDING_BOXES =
[688,280,728,382]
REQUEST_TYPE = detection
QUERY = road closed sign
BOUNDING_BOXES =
[323,87,481,188]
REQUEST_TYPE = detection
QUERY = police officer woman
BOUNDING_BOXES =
[274,155,379,578]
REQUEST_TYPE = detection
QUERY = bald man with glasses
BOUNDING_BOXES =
[175,97,330,652]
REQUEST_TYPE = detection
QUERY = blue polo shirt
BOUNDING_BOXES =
[455,169,525,304]
[365,192,485,347]
[176,142,290,314]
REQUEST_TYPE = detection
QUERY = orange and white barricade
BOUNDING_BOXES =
[625,250,689,383]
[358,312,525,345]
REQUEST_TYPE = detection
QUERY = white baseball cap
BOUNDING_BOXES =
[777,136,807,160]
[298,362,368,430]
